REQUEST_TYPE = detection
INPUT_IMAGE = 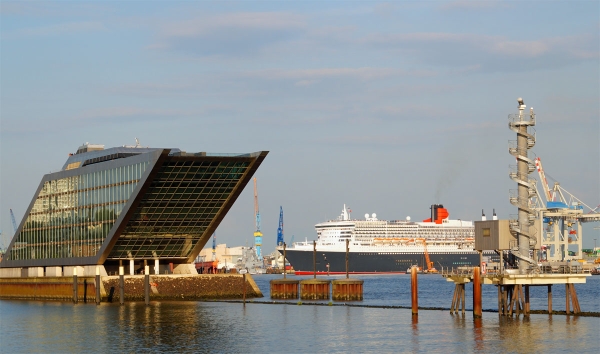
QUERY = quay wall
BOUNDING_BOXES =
[0,274,262,302]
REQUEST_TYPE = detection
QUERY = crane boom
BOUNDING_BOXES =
[253,178,262,259]
[535,157,554,202]
[276,206,284,246]
[420,239,437,273]
[10,209,18,233]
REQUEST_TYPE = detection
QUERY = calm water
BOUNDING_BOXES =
[1,275,599,353]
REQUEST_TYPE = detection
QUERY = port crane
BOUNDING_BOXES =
[276,206,284,246]
[253,178,263,260]
[212,232,216,262]
[10,209,18,234]
[532,157,600,261]
[420,239,437,273]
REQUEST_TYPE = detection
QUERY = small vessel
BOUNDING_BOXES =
[279,204,499,274]
[235,246,264,274]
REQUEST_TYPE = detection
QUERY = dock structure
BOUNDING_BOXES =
[443,266,590,316]
[443,98,596,317]
[0,142,268,302]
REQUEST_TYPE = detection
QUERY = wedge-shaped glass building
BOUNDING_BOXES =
[1,143,267,270]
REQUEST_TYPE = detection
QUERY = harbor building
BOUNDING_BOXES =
[0,142,268,277]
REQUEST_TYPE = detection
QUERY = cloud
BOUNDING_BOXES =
[241,67,437,88]
[151,12,306,57]
[439,1,510,11]
[12,21,106,37]
[359,31,598,72]
[72,106,196,121]
[0,2,111,17]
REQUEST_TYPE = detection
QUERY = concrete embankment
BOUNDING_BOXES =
[0,274,262,302]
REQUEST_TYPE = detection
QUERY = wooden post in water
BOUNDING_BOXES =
[461,284,466,315]
[450,285,456,313]
[568,284,581,314]
[547,285,553,315]
[524,285,530,316]
[497,286,502,315]
[313,240,317,279]
[283,243,287,279]
[346,239,349,279]
[243,273,247,306]
[95,266,101,305]
[73,267,78,304]
[565,284,570,315]
[119,263,125,305]
[144,264,150,305]
[473,266,482,318]
[411,266,418,316]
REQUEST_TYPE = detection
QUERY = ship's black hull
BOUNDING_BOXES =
[280,249,499,274]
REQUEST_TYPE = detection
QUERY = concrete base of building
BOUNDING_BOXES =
[0,265,109,278]
[45,267,62,277]
[173,263,197,274]
[0,274,263,302]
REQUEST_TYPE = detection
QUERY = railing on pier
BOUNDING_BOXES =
[441,264,590,278]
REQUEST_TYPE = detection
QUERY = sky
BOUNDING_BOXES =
[1,1,599,255]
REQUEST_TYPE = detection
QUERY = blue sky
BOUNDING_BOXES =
[1,1,599,253]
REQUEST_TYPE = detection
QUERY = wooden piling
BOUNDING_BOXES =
[270,278,299,299]
[547,285,553,315]
[411,266,418,316]
[243,273,247,306]
[567,284,581,314]
[72,269,78,304]
[144,265,150,305]
[313,241,317,279]
[119,265,124,305]
[565,283,570,315]
[461,284,465,315]
[524,285,530,316]
[572,284,581,313]
[451,284,459,314]
[497,285,502,315]
[345,239,349,279]
[473,266,482,318]
[95,266,101,305]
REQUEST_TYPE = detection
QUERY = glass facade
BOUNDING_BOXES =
[7,161,149,261]
[108,159,250,259]
[1,145,267,268]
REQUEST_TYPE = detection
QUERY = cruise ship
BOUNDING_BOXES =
[279,204,498,274]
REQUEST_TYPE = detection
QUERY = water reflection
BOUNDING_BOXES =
[0,300,597,353]
[473,318,484,352]
[411,315,419,353]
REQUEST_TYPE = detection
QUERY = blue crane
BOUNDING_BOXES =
[276,206,284,246]
[212,232,216,262]
[10,209,18,233]
[253,178,262,259]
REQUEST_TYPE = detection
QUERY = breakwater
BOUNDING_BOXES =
[0,274,263,301]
